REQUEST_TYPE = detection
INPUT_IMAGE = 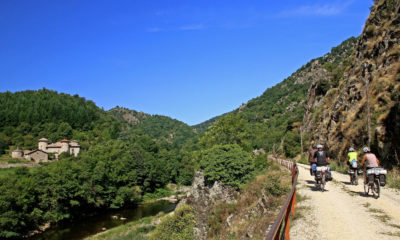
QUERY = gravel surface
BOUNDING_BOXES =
[290,163,400,240]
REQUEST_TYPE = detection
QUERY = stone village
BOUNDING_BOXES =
[10,138,80,163]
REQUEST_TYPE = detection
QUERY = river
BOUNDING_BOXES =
[29,200,176,240]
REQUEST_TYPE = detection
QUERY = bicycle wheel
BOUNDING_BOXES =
[354,171,358,185]
[375,178,380,199]
[364,183,368,196]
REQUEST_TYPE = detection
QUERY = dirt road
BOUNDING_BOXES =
[290,163,400,240]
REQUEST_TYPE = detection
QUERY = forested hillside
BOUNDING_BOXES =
[0,89,121,153]
[0,90,197,238]
[110,107,197,148]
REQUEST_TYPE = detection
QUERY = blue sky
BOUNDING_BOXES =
[0,0,372,125]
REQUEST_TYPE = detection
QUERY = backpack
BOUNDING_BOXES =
[316,151,327,166]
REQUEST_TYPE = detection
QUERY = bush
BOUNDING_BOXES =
[199,144,254,189]
[142,188,171,201]
[387,167,400,189]
[149,204,196,240]
[264,172,290,197]
[254,154,271,170]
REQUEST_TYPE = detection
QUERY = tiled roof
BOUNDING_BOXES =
[47,142,62,148]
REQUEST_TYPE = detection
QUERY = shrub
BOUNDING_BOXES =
[387,167,400,189]
[149,204,196,240]
[254,154,271,170]
[264,172,290,197]
[199,144,254,189]
[142,188,171,201]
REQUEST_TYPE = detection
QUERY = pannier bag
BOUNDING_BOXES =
[351,160,357,168]
[379,174,386,186]
[368,174,375,184]
[326,171,333,181]
[312,164,317,172]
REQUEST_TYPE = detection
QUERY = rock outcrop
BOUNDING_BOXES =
[302,0,400,164]
[177,171,238,240]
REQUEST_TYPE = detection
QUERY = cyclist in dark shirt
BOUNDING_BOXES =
[313,144,330,166]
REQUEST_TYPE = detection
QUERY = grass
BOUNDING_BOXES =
[0,155,31,164]
[329,160,348,174]
[0,168,18,177]
[389,224,400,229]
[387,167,400,189]
[363,202,371,208]
[380,232,400,237]
[207,160,291,240]
[295,192,310,203]
[368,208,384,214]
[85,214,163,240]
[374,213,391,223]
[364,206,392,223]
[142,188,172,202]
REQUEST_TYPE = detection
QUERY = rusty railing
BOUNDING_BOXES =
[265,156,299,240]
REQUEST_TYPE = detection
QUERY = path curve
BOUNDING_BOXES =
[291,163,400,240]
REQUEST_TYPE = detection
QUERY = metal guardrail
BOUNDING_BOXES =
[265,156,299,240]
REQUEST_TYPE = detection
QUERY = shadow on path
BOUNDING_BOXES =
[342,181,354,186]
[349,190,368,198]
[305,180,329,192]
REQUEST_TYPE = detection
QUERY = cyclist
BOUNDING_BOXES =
[360,147,380,184]
[313,144,331,185]
[347,147,358,183]
[313,144,330,166]
[308,145,317,176]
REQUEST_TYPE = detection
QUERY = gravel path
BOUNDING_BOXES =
[290,163,400,240]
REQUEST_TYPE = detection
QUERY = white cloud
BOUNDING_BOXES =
[279,1,352,17]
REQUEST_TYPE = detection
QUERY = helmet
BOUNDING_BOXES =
[317,144,323,149]
[363,147,370,153]
[349,147,355,152]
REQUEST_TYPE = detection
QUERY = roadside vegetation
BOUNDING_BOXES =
[205,160,291,239]
[86,214,163,240]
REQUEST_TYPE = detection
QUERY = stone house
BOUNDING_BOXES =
[24,149,48,163]
[10,138,81,163]
[38,138,80,157]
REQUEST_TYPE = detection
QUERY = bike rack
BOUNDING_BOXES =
[265,156,299,240]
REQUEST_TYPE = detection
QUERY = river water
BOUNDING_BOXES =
[29,201,176,240]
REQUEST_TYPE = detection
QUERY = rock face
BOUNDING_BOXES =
[177,171,238,240]
[302,0,400,164]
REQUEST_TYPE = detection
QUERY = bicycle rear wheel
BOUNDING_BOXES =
[374,178,380,199]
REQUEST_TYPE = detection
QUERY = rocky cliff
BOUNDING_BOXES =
[303,0,400,165]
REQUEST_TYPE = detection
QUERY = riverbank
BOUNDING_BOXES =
[28,201,176,240]
[85,213,165,240]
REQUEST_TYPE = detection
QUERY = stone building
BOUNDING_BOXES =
[24,149,48,163]
[10,138,81,163]
[11,149,23,158]
[38,138,80,157]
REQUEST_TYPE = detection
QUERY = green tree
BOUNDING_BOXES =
[199,144,254,189]
[150,204,196,240]
[56,122,73,140]
[199,114,250,150]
